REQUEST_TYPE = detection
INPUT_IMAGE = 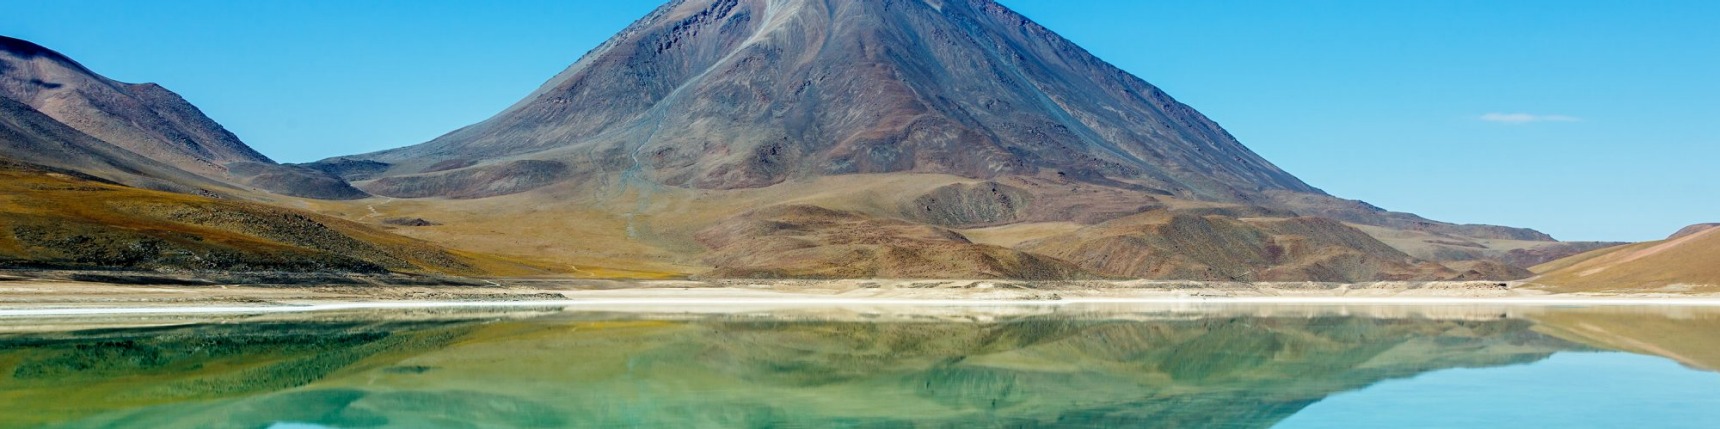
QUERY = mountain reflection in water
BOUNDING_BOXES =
[1,305,1717,428]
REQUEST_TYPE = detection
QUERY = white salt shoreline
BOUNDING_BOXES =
[6,295,1720,317]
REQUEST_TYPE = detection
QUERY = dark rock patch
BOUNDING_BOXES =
[901,182,1032,228]
[382,218,439,227]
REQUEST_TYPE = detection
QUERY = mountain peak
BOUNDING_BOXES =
[336,0,1318,201]
[0,35,89,70]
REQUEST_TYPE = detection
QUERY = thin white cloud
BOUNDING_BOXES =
[1479,112,1581,123]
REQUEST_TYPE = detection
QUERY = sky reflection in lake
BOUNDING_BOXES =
[1,304,1716,428]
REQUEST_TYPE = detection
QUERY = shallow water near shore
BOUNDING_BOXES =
[1,304,1717,428]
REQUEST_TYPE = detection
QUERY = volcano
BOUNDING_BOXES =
[328,0,1317,201]
[295,0,1599,280]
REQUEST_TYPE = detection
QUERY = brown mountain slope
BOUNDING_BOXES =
[696,204,1087,279]
[0,95,230,194]
[1265,191,1551,241]
[1530,224,1720,292]
[0,161,537,276]
[0,35,366,200]
[1346,223,1622,269]
[1019,210,1456,282]
[314,165,1544,282]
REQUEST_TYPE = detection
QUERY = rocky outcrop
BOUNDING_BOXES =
[899,181,1031,227]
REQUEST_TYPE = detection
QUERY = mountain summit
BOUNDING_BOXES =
[0,4,1606,282]
[333,0,1316,200]
[298,0,1592,280]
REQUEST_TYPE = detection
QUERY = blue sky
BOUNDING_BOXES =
[3,0,1715,242]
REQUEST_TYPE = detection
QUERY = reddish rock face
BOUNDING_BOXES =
[331,0,1317,200]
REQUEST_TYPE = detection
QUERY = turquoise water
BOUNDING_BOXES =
[1280,352,1720,428]
[0,305,1717,428]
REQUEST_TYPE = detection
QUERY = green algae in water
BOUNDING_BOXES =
[2,306,1719,428]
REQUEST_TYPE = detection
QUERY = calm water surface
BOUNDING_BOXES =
[1,304,1717,428]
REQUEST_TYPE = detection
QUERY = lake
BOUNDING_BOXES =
[1,304,1717,428]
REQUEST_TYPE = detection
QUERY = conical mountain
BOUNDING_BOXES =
[334,0,1317,200]
[304,0,1582,280]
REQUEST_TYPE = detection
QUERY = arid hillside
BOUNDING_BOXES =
[0,35,367,200]
[1530,224,1720,292]
[0,160,542,276]
[696,204,1089,279]
[1018,210,1459,282]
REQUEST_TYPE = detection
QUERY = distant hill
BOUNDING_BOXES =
[1531,224,1720,292]
[0,35,366,200]
[0,36,544,277]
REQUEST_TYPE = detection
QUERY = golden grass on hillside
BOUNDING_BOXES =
[304,173,1282,280]
[957,222,1086,248]
[306,174,1011,279]
[295,171,1548,282]
[299,191,698,279]
[1530,227,1720,292]
[0,164,547,276]
[695,205,1089,279]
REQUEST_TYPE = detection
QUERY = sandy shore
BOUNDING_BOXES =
[3,277,1719,317]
